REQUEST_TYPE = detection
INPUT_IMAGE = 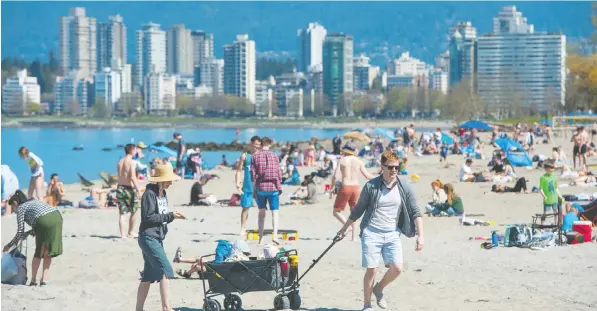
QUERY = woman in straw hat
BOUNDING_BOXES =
[135,165,186,311]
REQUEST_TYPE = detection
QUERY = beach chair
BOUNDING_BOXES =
[98,171,118,188]
[77,173,95,191]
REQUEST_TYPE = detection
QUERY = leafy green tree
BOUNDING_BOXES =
[119,92,142,116]
[442,78,481,123]
[386,87,409,113]
[89,97,112,119]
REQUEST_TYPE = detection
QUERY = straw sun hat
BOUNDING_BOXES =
[149,165,182,182]
[137,141,148,149]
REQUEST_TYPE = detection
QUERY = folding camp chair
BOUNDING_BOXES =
[98,171,118,188]
[77,173,95,191]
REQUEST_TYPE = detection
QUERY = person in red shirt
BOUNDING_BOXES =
[250,137,282,244]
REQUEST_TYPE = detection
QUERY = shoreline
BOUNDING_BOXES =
[1,118,454,129]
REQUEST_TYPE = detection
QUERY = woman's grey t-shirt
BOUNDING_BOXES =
[368,182,402,232]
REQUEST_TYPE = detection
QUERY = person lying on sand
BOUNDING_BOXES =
[491,177,529,193]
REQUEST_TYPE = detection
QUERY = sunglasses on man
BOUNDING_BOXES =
[383,165,400,171]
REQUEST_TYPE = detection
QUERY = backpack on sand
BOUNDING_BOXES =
[503,225,533,247]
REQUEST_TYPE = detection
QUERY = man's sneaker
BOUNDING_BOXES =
[362,304,374,311]
[372,283,388,309]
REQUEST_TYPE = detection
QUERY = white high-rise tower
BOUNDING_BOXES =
[223,34,256,103]
[59,7,97,79]
[135,22,166,88]
[297,22,327,73]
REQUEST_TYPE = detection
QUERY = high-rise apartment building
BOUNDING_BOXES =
[435,50,450,73]
[255,80,274,117]
[387,52,427,76]
[275,83,303,117]
[94,67,121,108]
[1,70,41,115]
[429,69,449,95]
[199,58,224,95]
[111,59,132,93]
[166,24,194,75]
[97,15,127,71]
[477,7,566,110]
[449,22,477,88]
[297,22,327,73]
[353,54,379,91]
[323,33,353,116]
[493,6,534,34]
[54,73,91,114]
[223,34,256,103]
[59,7,97,79]
[135,23,166,88]
[191,30,214,69]
[144,72,176,113]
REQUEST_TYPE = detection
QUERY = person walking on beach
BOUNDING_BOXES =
[174,132,186,177]
[251,137,282,244]
[116,144,142,238]
[336,150,424,311]
[18,147,45,200]
[330,142,375,241]
[333,134,342,155]
[135,165,186,311]
[3,190,63,286]
[236,136,261,236]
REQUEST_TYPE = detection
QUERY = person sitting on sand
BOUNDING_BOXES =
[189,176,215,205]
[216,154,230,169]
[562,203,583,231]
[491,177,528,193]
[430,180,447,204]
[459,158,475,182]
[425,183,464,216]
[310,156,334,178]
[290,175,319,205]
[46,173,65,207]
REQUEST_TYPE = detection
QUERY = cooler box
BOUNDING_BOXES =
[572,221,592,242]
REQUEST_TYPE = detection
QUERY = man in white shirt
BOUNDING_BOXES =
[459,158,474,182]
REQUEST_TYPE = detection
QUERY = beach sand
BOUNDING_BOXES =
[2,135,597,311]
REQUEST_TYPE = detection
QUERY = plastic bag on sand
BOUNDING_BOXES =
[1,253,18,282]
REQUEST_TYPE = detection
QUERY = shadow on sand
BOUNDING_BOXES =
[89,234,121,239]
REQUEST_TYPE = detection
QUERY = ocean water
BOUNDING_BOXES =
[1,127,351,184]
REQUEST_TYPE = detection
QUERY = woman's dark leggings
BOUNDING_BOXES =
[507,177,527,193]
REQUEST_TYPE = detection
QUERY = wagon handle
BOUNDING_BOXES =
[296,238,338,283]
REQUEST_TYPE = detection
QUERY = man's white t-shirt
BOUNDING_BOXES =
[459,164,473,182]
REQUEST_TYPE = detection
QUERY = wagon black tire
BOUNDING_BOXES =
[203,299,222,311]
[223,294,243,310]
[288,291,302,310]
[273,294,290,310]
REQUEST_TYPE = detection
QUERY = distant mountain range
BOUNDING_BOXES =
[1,1,592,66]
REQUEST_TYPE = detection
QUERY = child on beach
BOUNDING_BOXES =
[539,160,564,226]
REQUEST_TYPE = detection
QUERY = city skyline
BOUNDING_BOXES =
[1,1,590,65]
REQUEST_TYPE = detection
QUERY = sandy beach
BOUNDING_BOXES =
[2,134,596,311]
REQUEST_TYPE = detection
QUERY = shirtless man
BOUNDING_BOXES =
[116,144,143,238]
[571,127,588,170]
[330,142,376,241]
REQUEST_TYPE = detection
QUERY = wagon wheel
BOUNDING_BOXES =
[203,299,222,311]
[288,291,302,310]
[223,294,243,310]
[273,294,290,310]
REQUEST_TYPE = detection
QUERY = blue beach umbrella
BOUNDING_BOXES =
[459,120,493,131]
